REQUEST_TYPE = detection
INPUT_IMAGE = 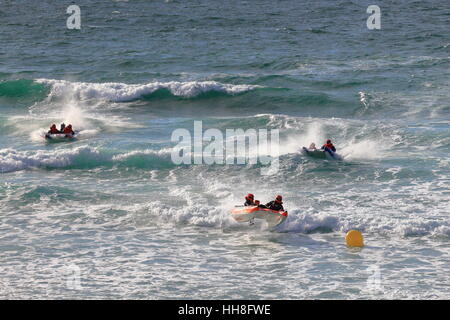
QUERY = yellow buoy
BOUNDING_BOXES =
[345,230,364,247]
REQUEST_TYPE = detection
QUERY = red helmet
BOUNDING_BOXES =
[245,193,254,200]
[275,195,283,202]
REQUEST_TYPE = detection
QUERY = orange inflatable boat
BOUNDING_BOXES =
[230,206,288,228]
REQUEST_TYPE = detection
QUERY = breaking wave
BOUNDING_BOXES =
[35,78,262,102]
[0,146,175,173]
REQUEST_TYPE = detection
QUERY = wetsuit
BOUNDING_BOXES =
[63,127,75,135]
[265,201,284,211]
[48,126,60,134]
[244,200,255,206]
[321,143,336,152]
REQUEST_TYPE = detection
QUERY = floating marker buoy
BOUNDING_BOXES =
[345,230,364,247]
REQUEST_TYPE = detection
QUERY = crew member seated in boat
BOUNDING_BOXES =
[244,193,256,206]
[321,139,336,152]
[254,200,267,209]
[309,142,317,150]
[48,124,60,134]
[60,123,66,132]
[265,195,284,211]
[63,124,75,136]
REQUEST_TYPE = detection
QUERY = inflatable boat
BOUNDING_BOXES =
[45,133,77,142]
[230,206,288,228]
[301,147,342,160]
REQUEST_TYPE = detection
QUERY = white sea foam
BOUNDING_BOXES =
[111,148,173,161]
[0,146,178,173]
[277,210,340,233]
[339,139,385,160]
[0,147,103,173]
[35,79,261,102]
[133,201,229,228]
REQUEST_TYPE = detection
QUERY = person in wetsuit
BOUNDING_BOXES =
[321,139,336,152]
[48,124,60,134]
[265,195,284,211]
[244,193,256,206]
[63,124,75,136]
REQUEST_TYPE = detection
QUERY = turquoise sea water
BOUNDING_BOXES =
[0,0,449,299]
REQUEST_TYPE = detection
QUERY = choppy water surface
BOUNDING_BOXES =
[0,0,449,299]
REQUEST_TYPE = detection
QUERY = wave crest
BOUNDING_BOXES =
[35,79,261,102]
[0,147,176,173]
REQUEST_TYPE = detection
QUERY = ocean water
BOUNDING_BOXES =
[0,0,449,299]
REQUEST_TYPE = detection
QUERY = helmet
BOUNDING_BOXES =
[326,139,331,144]
[245,193,254,200]
[275,195,282,202]
[254,200,260,205]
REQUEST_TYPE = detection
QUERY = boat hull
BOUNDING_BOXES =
[230,206,288,228]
